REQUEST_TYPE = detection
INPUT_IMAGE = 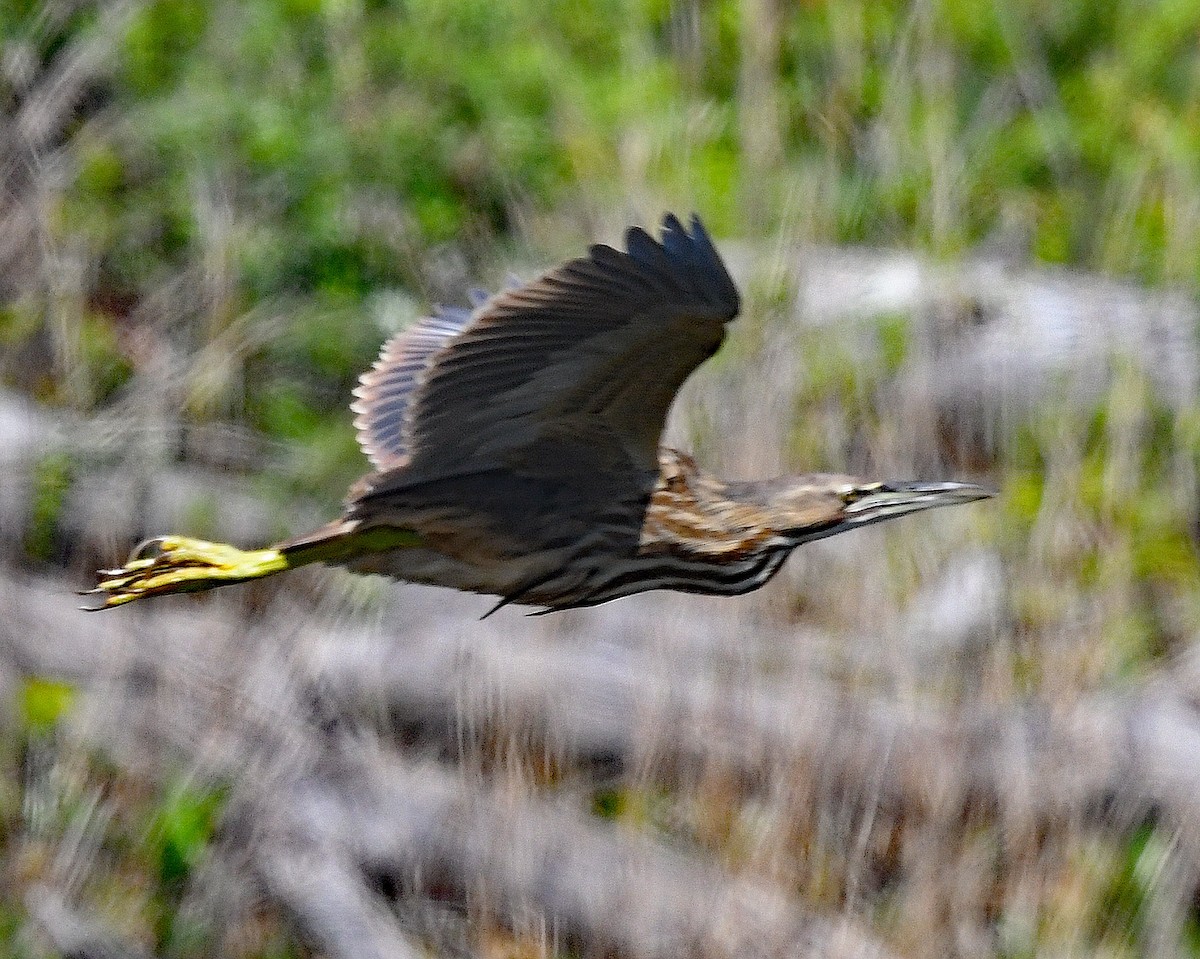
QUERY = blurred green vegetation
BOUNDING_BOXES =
[71,0,1200,277]
[18,677,76,733]
[996,367,1200,679]
[23,452,75,564]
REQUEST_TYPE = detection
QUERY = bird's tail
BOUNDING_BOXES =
[83,519,419,610]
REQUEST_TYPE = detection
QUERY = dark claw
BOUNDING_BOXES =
[78,590,108,611]
[130,537,169,562]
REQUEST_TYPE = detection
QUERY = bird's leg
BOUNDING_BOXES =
[83,536,291,609]
[84,522,422,610]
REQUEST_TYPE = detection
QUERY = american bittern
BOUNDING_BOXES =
[88,214,991,613]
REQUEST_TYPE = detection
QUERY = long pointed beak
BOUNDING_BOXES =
[842,480,994,525]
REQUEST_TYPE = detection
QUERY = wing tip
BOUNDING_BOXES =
[648,210,741,318]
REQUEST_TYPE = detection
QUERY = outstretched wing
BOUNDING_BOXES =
[351,305,473,470]
[352,213,740,493]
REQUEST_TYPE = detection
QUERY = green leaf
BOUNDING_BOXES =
[20,677,76,732]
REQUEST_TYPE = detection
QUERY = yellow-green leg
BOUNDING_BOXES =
[84,536,291,609]
[84,524,421,610]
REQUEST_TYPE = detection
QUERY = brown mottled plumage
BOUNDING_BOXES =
[87,214,990,612]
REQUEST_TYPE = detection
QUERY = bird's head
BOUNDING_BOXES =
[754,475,994,546]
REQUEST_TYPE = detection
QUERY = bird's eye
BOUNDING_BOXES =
[838,482,883,504]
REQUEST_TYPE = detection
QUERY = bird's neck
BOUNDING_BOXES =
[642,450,790,558]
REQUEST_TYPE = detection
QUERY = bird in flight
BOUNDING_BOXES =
[87,214,990,613]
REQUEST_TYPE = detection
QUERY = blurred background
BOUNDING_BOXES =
[5,0,1200,956]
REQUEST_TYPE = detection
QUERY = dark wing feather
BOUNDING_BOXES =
[351,305,473,469]
[355,213,740,494]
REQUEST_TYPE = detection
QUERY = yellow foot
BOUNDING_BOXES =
[83,536,289,610]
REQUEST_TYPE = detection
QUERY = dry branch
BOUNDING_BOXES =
[10,1,141,153]
[254,837,431,959]
[786,246,1199,412]
[300,616,1200,833]
[253,749,893,959]
[24,885,157,959]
